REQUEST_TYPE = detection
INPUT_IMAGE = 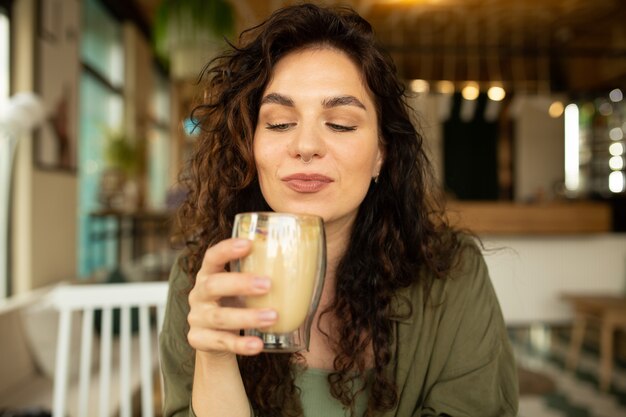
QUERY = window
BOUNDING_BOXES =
[146,67,171,210]
[0,0,11,299]
[78,0,124,277]
[0,0,10,101]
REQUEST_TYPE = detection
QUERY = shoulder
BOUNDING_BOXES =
[416,232,491,303]
[393,233,490,315]
[169,254,194,292]
[446,234,490,292]
[391,232,501,355]
[160,255,197,416]
[423,233,498,327]
[162,254,193,340]
[424,234,508,368]
[391,235,518,415]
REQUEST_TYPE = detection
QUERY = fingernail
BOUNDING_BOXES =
[246,339,261,351]
[258,310,277,322]
[233,239,249,249]
[252,277,270,290]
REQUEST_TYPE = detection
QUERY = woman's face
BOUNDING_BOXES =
[253,47,384,230]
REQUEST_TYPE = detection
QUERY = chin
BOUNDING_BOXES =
[268,202,328,219]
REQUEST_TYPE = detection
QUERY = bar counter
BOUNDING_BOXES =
[446,201,612,234]
[442,200,624,325]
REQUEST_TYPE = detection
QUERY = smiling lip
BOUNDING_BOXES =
[282,173,333,193]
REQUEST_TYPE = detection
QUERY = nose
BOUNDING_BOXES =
[288,124,326,163]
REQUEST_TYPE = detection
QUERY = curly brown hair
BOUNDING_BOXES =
[176,3,461,417]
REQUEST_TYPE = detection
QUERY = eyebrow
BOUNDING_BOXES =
[322,95,366,110]
[260,93,294,107]
[260,93,367,111]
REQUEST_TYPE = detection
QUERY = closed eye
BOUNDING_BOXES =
[327,123,357,132]
[266,122,296,131]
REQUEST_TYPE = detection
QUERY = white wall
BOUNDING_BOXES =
[513,95,566,202]
[407,94,444,184]
[11,0,78,294]
[31,171,77,288]
[11,0,36,294]
[483,234,626,325]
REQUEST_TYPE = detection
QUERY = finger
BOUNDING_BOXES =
[198,272,271,299]
[200,238,251,274]
[189,305,278,331]
[188,328,265,356]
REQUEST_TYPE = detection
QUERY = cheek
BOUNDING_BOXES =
[253,144,277,186]
[338,157,376,202]
[253,136,268,168]
[352,148,381,178]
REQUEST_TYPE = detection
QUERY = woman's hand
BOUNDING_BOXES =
[187,238,276,356]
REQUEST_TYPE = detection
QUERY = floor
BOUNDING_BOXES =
[512,325,626,417]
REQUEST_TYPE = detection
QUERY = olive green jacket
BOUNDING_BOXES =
[159,239,519,416]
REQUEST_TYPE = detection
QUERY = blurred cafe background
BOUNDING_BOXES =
[1,0,626,416]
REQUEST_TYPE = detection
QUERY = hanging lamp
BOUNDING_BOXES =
[153,0,235,80]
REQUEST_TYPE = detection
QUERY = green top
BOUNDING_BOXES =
[296,368,370,417]
[159,237,519,417]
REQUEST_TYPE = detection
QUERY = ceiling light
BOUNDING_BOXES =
[487,86,505,102]
[409,79,430,94]
[609,88,623,103]
[609,142,624,156]
[548,101,564,118]
[609,156,624,171]
[609,171,625,193]
[436,80,455,95]
[598,101,613,116]
[461,82,479,101]
[610,127,624,141]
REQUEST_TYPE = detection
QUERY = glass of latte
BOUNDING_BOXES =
[231,212,326,352]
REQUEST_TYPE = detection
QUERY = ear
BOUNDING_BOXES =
[373,142,385,176]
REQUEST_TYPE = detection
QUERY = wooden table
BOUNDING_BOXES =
[562,294,626,391]
[88,209,173,270]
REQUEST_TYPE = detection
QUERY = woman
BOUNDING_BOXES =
[160,3,518,417]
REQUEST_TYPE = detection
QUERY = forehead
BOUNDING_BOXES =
[264,46,373,98]
[262,45,378,114]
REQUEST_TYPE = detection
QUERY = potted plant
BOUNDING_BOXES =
[99,131,145,211]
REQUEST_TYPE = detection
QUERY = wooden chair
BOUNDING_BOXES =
[563,294,626,391]
[46,281,168,417]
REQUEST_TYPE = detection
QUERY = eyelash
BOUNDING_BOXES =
[265,123,293,131]
[327,123,357,132]
[265,123,357,132]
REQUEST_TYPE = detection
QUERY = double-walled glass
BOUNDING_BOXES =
[231,212,326,352]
